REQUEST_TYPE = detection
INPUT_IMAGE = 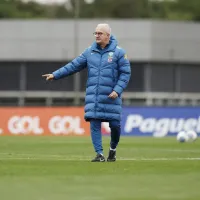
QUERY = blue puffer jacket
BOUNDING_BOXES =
[53,35,131,121]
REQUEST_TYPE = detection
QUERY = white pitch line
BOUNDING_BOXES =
[154,148,200,153]
[0,152,90,158]
[0,156,199,161]
[119,157,200,161]
[1,152,93,157]
[120,148,200,154]
[0,146,200,159]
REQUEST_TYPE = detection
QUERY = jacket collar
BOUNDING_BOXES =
[91,35,118,53]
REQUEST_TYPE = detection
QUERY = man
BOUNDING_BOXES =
[43,24,131,162]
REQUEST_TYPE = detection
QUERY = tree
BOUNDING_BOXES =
[0,0,200,21]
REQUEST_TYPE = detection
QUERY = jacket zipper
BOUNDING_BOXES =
[95,53,102,118]
[112,67,115,84]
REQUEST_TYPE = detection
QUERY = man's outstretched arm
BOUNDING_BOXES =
[42,49,88,81]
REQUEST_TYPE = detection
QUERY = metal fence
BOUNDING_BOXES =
[0,61,200,106]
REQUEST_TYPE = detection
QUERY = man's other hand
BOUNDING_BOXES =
[42,74,54,81]
[108,91,118,99]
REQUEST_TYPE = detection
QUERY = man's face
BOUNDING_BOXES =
[94,27,110,45]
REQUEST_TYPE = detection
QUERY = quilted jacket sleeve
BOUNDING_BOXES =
[52,49,88,80]
[113,49,131,95]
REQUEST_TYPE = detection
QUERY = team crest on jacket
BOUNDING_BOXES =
[108,52,113,62]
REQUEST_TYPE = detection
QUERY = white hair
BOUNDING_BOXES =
[96,23,111,35]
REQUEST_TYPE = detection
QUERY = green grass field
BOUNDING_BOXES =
[0,136,199,200]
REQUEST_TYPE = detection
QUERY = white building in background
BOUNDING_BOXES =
[0,19,200,106]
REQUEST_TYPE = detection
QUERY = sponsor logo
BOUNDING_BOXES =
[124,114,200,137]
[124,54,128,59]
[0,107,89,136]
[48,116,84,135]
[8,116,44,135]
[7,115,85,135]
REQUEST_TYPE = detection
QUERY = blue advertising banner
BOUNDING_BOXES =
[102,107,200,137]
